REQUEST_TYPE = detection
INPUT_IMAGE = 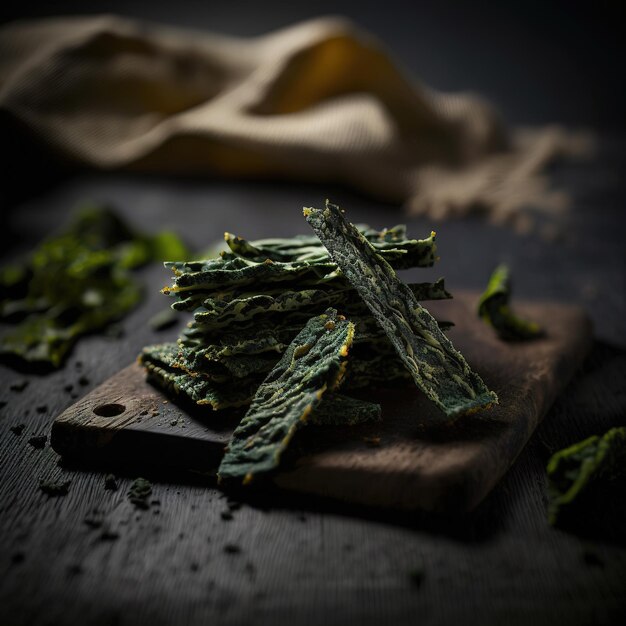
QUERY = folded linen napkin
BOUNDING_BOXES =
[0,15,590,229]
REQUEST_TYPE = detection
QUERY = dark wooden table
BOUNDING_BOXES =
[1,4,626,624]
[1,142,625,625]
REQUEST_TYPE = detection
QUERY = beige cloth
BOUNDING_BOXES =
[0,15,591,228]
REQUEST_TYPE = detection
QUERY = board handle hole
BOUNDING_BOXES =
[93,403,126,417]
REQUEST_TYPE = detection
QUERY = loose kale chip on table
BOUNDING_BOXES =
[0,205,189,368]
[478,264,544,341]
[547,426,626,525]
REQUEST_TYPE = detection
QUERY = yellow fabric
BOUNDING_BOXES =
[0,15,591,228]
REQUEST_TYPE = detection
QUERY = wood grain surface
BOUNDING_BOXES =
[1,143,625,625]
[51,293,592,512]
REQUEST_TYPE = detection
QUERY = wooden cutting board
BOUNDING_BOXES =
[51,293,592,512]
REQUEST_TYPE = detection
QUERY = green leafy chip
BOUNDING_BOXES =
[478,264,544,341]
[547,426,626,525]
[217,309,354,483]
[304,201,497,418]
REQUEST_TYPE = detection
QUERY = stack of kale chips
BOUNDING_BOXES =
[141,205,446,407]
[140,201,496,482]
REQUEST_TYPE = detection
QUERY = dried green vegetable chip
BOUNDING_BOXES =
[179,351,278,381]
[310,394,382,426]
[191,283,448,329]
[0,205,189,368]
[172,279,450,317]
[546,426,626,525]
[217,309,354,483]
[478,264,543,341]
[164,256,339,295]
[224,220,437,269]
[164,219,437,300]
[304,201,497,418]
[139,343,259,409]
[346,353,412,389]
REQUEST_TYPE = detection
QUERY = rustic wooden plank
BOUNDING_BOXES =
[2,153,625,626]
[51,360,236,472]
[50,293,591,511]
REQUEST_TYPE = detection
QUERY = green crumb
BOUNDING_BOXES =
[28,435,47,449]
[9,379,29,392]
[223,543,241,554]
[39,479,71,497]
[408,567,425,588]
[99,528,120,541]
[104,473,118,491]
[127,477,152,509]
[478,264,544,341]
[547,426,626,525]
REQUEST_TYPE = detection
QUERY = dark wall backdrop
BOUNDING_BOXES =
[1,0,624,129]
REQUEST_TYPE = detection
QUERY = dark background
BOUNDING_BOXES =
[2,0,625,128]
[1,2,625,625]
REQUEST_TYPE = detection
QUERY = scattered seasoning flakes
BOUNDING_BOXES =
[478,264,544,341]
[127,477,152,509]
[409,567,425,588]
[78,376,90,386]
[220,511,233,521]
[304,201,497,418]
[104,474,118,491]
[39,479,71,497]
[0,401,6,410]
[66,564,83,577]
[224,544,241,554]
[36,405,47,414]
[28,435,47,449]
[11,552,25,565]
[547,426,626,525]
[582,550,604,568]
[63,384,73,393]
[10,424,25,436]
[100,528,120,541]
[10,379,29,392]
[83,515,103,529]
